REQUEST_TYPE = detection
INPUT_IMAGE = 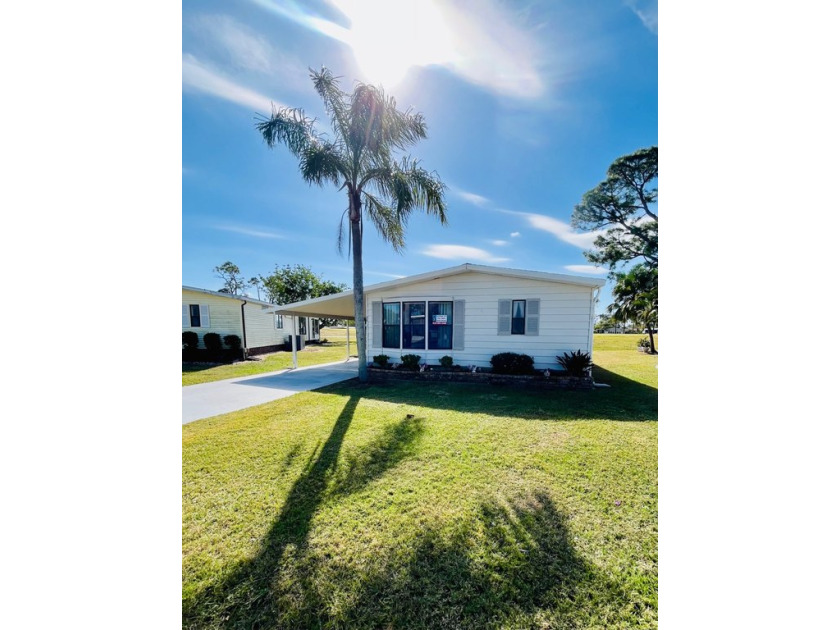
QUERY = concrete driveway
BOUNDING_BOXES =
[182,359,359,424]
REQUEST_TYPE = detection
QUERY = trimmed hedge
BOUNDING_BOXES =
[490,352,535,375]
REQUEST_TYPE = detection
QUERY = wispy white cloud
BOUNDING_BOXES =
[421,244,511,263]
[213,224,287,239]
[189,15,274,73]
[367,271,407,279]
[490,239,508,246]
[521,213,603,249]
[496,209,602,249]
[564,264,609,275]
[453,188,492,208]
[510,231,521,238]
[182,53,279,112]
[624,0,657,34]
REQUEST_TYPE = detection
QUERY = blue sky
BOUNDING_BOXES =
[182,0,657,313]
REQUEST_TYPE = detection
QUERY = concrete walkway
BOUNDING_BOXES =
[182,359,359,424]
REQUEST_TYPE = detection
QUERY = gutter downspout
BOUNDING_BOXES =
[240,300,248,356]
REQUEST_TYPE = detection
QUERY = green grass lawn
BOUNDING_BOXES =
[182,328,358,386]
[183,333,658,629]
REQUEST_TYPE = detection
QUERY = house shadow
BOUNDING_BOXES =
[315,363,657,423]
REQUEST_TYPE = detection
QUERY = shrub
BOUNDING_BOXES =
[223,334,242,351]
[637,337,651,349]
[372,354,390,368]
[490,352,535,375]
[203,332,223,353]
[182,331,199,350]
[400,354,422,371]
[556,350,593,377]
[439,355,454,369]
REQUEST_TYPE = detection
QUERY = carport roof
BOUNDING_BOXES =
[263,263,605,319]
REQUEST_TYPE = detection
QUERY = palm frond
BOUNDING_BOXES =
[362,191,405,252]
[254,105,315,158]
[310,67,350,145]
[336,208,348,256]
[385,158,447,224]
[299,142,346,187]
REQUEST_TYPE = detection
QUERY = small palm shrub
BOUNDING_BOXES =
[439,355,454,369]
[637,337,651,350]
[400,354,422,371]
[372,354,390,368]
[556,350,593,377]
[490,352,535,375]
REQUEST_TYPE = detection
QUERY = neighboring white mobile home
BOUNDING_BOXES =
[182,287,306,354]
[266,264,604,370]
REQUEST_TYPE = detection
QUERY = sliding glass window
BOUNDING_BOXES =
[402,302,426,349]
[382,302,401,348]
[428,301,453,350]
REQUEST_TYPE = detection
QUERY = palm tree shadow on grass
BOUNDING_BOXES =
[290,491,634,628]
[183,394,426,629]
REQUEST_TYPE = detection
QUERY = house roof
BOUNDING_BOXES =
[182,285,281,308]
[263,263,605,319]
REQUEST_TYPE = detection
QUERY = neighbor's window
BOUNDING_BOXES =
[402,302,426,349]
[511,300,526,335]
[383,302,400,348]
[299,317,307,335]
[275,314,283,329]
[189,304,201,328]
[428,301,453,350]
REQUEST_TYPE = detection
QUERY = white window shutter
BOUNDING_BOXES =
[182,305,189,327]
[453,300,465,350]
[199,305,210,328]
[525,299,540,336]
[371,301,382,349]
[498,299,512,335]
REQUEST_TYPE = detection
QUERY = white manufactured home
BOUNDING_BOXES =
[265,264,604,370]
[182,286,321,355]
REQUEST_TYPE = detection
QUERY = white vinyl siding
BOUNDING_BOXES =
[365,272,594,370]
[183,289,290,350]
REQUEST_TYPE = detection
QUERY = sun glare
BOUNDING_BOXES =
[330,0,455,88]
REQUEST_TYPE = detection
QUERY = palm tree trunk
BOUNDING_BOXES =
[647,327,657,354]
[350,198,368,382]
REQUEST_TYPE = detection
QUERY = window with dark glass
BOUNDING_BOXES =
[189,304,201,327]
[275,314,283,329]
[402,302,426,349]
[428,301,453,349]
[299,317,307,335]
[511,300,526,334]
[383,302,401,348]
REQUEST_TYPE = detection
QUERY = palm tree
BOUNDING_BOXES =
[608,264,658,353]
[256,68,447,381]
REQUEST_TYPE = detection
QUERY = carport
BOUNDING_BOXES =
[263,290,358,368]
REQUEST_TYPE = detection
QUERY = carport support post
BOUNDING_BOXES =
[346,319,350,360]
[291,315,298,369]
